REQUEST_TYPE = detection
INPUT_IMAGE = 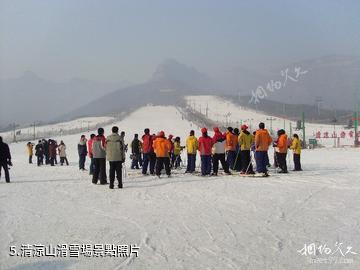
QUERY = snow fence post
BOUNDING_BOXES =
[302,112,306,148]
[354,111,359,147]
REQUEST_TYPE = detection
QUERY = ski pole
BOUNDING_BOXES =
[123,162,127,180]
[245,151,253,174]
[233,149,241,170]
[273,150,279,174]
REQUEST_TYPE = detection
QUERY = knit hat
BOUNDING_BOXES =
[201,127,207,134]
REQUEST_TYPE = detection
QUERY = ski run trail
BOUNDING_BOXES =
[1,101,360,270]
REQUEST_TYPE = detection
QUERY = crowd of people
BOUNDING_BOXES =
[27,139,70,167]
[0,122,302,185]
[83,122,302,189]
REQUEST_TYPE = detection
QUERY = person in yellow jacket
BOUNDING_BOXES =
[26,142,34,164]
[290,134,302,171]
[172,137,185,169]
[238,125,255,174]
[186,130,198,173]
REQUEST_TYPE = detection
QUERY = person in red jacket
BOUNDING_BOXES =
[87,133,96,175]
[142,128,156,175]
[198,127,213,176]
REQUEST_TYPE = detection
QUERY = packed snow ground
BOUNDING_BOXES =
[1,105,360,270]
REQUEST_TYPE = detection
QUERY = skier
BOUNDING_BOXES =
[185,130,198,173]
[212,127,231,176]
[239,125,255,174]
[225,127,238,169]
[120,131,128,153]
[198,128,213,176]
[92,128,107,184]
[152,131,172,177]
[142,128,156,175]
[35,140,44,166]
[290,134,302,171]
[274,129,288,173]
[53,140,58,165]
[232,128,242,171]
[172,137,184,169]
[27,142,34,164]
[87,134,96,175]
[254,123,272,176]
[106,126,125,189]
[78,135,88,170]
[0,136,12,183]
[43,139,49,164]
[131,134,142,169]
[48,139,57,166]
[168,134,174,168]
[58,141,69,166]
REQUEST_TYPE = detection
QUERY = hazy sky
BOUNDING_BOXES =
[0,0,359,82]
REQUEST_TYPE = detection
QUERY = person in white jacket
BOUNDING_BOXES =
[58,141,69,166]
[212,127,231,176]
[106,126,125,189]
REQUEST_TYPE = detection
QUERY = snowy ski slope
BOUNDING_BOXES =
[185,95,355,147]
[1,103,360,270]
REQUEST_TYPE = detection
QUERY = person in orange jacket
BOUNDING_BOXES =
[225,127,238,169]
[255,122,273,176]
[153,131,172,177]
[274,129,288,173]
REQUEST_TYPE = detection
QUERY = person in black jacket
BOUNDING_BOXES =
[48,139,57,166]
[0,136,12,183]
[131,134,142,169]
[78,135,88,170]
[42,139,49,165]
[35,140,44,166]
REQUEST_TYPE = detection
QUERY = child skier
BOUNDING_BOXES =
[172,137,185,169]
